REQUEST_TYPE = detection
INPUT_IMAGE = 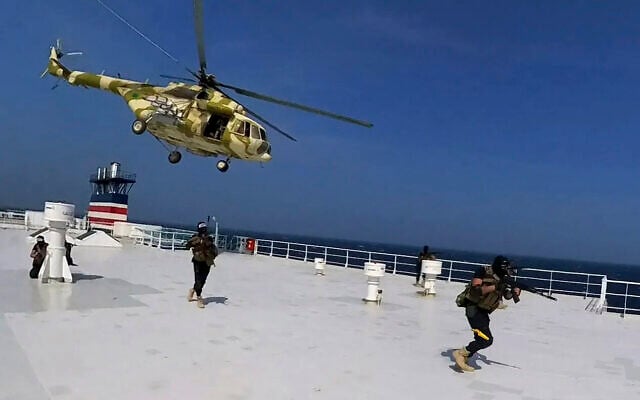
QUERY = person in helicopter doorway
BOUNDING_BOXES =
[29,235,49,279]
[452,255,521,372]
[414,245,436,287]
[185,222,219,308]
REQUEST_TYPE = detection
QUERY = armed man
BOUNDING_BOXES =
[185,222,219,309]
[453,255,520,372]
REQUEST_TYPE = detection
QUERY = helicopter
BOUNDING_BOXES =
[42,0,372,172]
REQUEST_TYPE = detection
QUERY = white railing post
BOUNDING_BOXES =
[584,274,590,299]
[304,245,308,262]
[393,255,397,274]
[623,283,629,318]
[270,241,273,257]
[345,250,349,267]
[171,233,175,251]
[324,247,328,263]
[286,243,290,259]
[548,271,553,296]
[448,261,453,282]
[597,276,607,310]
[369,252,372,262]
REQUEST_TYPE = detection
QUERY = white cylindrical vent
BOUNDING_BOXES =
[41,202,75,283]
[422,260,442,275]
[314,258,325,275]
[363,262,385,303]
[421,260,442,295]
[110,162,120,178]
[44,202,75,225]
[364,262,385,277]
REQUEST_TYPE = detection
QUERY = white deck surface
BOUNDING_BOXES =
[1,227,639,400]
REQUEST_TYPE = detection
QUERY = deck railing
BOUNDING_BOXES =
[3,210,637,317]
[242,237,636,317]
[0,210,26,228]
[602,279,640,317]
[133,228,227,251]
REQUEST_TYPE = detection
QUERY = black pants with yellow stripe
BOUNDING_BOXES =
[465,305,493,356]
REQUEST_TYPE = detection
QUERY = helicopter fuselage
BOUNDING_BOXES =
[46,49,271,163]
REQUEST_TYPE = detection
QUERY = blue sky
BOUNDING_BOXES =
[1,1,639,264]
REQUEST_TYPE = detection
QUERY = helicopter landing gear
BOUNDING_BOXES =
[168,150,182,164]
[132,119,147,135]
[216,159,229,173]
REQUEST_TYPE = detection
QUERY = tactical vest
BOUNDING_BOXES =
[191,236,217,266]
[457,266,503,312]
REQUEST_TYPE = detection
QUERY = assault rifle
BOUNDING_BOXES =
[501,275,557,303]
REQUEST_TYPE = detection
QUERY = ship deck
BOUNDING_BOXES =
[1,228,639,400]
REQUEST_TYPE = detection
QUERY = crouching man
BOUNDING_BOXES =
[29,236,48,279]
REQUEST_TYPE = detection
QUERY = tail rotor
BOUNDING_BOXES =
[40,38,83,79]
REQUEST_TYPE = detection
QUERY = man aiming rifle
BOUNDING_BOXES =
[453,255,556,372]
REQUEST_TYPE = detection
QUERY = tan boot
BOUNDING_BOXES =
[197,296,205,309]
[187,288,195,302]
[453,347,475,372]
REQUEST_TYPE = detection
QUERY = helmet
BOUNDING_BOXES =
[491,255,511,277]
[36,235,44,243]
[197,221,208,233]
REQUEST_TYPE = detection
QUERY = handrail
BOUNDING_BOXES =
[236,236,639,317]
[4,212,637,318]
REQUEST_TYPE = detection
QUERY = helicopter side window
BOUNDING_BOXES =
[241,122,251,137]
[250,124,261,140]
[259,128,266,140]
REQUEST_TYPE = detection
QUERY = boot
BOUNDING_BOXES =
[197,296,205,309]
[453,347,475,372]
[187,288,195,302]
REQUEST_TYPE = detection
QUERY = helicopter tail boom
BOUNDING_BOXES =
[44,43,147,94]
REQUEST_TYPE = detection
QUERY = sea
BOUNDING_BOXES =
[161,221,640,280]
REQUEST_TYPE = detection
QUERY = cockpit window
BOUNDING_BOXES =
[238,121,250,137]
[259,128,266,140]
[250,124,261,139]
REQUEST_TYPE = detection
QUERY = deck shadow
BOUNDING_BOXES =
[72,273,104,281]
[203,296,228,305]
[473,353,520,370]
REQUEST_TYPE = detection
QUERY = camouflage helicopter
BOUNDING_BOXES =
[42,0,372,172]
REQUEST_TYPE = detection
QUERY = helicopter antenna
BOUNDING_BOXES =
[95,0,180,63]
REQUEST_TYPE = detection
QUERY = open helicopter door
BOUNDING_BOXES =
[203,113,229,141]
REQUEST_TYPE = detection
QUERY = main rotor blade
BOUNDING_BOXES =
[193,0,207,73]
[95,0,180,63]
[245,108,298,142]
[216,88,297,141]
[216,82,373,128]
[160,74,197,83]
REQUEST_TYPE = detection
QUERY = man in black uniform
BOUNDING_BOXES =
[185,222,218,309]
[414,245,436,286]
[453,255,520,372]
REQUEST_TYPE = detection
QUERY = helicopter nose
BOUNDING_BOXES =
[260,153,272,162]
